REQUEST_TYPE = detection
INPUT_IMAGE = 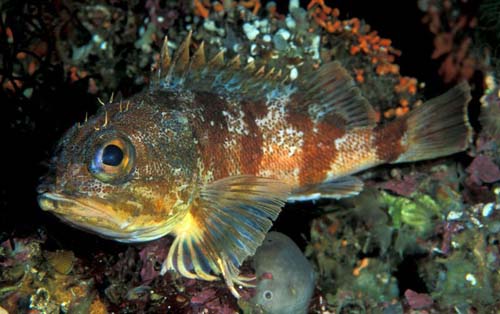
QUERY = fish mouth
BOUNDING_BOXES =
[38,192,130,228]
[38,192,172,243]
[38,192,123,224]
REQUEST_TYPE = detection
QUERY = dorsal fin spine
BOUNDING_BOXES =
[208,50,225,67]
[190,41,206,70]
[173,30,192,75]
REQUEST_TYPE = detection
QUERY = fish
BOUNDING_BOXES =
[37,32,473,298]
[247,232,315,314]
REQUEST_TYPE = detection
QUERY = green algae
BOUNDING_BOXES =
[381,191,442,235]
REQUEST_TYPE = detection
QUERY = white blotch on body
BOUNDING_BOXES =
[255,88,303,158]
[222,110,249,136]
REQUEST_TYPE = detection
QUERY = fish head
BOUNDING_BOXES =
[37,95,198,242]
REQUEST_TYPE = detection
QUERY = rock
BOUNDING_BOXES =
[404,289,433,310]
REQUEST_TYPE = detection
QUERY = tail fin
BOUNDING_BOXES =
[394,82,473,163]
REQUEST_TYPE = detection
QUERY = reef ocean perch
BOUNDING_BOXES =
[37,32,472,297]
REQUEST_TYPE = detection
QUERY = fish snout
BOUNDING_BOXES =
[37,193,57,211]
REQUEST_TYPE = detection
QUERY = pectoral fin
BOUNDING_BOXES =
[161,175,290,297]
[288,176,364,202]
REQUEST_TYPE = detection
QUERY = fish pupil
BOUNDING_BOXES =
[102,144,123,166]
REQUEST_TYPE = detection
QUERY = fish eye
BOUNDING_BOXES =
[88,135,135,184]
[102,144,124,166]
[263,290,273,300]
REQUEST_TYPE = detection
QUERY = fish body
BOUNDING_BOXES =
[37,34,472,297]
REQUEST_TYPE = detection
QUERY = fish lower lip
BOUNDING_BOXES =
[38,193,60,211]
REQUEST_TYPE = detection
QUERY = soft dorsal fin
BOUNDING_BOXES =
[294,61,377,129]
[161,175,290,298]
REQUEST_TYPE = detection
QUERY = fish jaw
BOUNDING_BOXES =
[38,192,178,242]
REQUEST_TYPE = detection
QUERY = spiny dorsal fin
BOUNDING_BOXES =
[227,54,241,69]
[161,175,290,298]
[243,60,256,72]
[172,30,192,74]
[156,34,377,108]
[264,67,275,80]
[152,33,287,98]
[160,36,171,73]
[190,41,206,70]
[208,50,225,67]
[275,69,283,80]
[296,61,377,129]
[149,36,171,91]
[254,65,266,77]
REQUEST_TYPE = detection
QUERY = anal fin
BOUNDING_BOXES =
[288,176,364,202]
